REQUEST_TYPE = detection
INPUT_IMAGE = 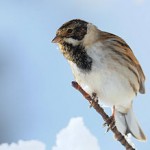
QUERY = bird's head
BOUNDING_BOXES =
[52,19,88,45]
[52,19,100,48]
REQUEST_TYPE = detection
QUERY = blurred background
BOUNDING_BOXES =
[0,0,149,149]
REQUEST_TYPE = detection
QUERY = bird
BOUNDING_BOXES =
[52,19,146,141]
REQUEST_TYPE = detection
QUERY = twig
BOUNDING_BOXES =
[72,81,135,150]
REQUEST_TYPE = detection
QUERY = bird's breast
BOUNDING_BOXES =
[68,42,137,110]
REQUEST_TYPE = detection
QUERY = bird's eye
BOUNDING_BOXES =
[67,29,73,33]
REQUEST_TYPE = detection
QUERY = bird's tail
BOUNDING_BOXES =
[115,107,146,141]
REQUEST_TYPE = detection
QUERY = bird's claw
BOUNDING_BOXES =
[89,93,98,108]
[103,115,116,132]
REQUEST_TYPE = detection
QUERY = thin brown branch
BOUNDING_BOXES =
[72,81,135,150]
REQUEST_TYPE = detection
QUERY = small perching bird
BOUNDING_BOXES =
[52,19,146,141]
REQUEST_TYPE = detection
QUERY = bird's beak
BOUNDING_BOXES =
[51,36,62,43]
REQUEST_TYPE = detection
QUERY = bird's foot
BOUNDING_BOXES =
[103,115,116,132]
[89,92,98,108]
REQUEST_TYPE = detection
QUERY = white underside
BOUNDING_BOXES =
[69,42,138,113]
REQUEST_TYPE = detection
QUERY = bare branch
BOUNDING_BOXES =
[72,81,135,150]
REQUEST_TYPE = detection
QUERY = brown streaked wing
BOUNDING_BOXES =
[99,31,145,94]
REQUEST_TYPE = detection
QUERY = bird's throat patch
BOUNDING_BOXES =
[61,42,92,71]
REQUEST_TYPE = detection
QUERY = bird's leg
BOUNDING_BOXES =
[103,106,116,132]
[89,92,99,108]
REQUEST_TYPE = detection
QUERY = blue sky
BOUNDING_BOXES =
[0,0,149,149]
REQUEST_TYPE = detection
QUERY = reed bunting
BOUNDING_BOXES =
[52,19,146,141]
